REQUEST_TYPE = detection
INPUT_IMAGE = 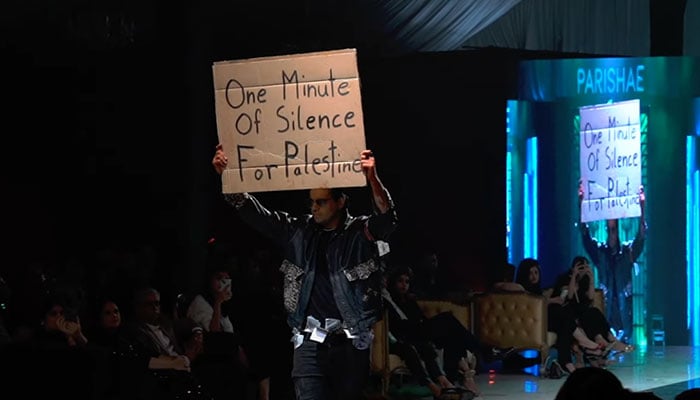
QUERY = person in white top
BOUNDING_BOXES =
[187,265,272,400]
[187,269,234,333]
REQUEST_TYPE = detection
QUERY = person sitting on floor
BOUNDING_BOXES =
[515,257,606,375]
[551,256,635,369]
[555,367,661,399]
[383,265,479,398]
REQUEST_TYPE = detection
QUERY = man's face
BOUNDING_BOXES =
[137,291,161,324]
[606,219,620,249]
[309,188,344,229]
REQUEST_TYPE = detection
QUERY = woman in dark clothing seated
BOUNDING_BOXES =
[550,256,635,368]
[384,266,479,398]
[516,258,606,374]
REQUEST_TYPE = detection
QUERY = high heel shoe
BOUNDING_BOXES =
[609,340,635,355]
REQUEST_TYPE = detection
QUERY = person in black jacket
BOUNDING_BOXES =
[384,265,479,398]
[213,145,398,400]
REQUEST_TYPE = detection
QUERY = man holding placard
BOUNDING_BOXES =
[578,182,646,342]
[213,145,396,399]
[577,99,647,341]
[211,49,398,399]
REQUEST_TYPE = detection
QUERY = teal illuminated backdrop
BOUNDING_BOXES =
[509,56,700,346]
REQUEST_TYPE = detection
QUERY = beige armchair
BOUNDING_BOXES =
[472,291,549,362]
[472,289,605,369]
[370,289,605,393]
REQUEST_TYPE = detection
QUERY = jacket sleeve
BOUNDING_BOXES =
[224,193,300,248]
[366,190,398,242]
[579,222,602,265]
[627,220,647,262]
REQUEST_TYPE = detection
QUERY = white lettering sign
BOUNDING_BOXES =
[579,99,642,222]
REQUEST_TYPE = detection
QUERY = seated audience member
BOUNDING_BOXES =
[0,273,10,348]
[409,247,445,299]
[675,388,700,400]
[121,286,209,399]
[483,261,544,370]
[516,258,603,374]
[552,256,635,368]
[229,246,293,400]
[555,367,661,399]
[88,296,127,400]
[384,265,479,398]
[186,266,254,399]
[1,293,94,399]
[490,262,526,292]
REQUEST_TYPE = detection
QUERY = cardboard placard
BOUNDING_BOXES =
[212,49,367,193]
[579,99,642,222]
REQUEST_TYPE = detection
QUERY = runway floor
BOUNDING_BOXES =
[467,346,700,399]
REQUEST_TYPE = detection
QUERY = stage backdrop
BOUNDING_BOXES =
[511,56,700,346]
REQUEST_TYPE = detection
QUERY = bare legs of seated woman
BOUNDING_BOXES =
[559,328,609,373]
[578,332,635,368]
[591,331,635,355]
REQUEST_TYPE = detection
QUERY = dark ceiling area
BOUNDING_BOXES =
[1,0,691,290]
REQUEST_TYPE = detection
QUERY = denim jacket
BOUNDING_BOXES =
[224,193,398,337]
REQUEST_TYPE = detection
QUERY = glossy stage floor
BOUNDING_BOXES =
[470,346,700,400]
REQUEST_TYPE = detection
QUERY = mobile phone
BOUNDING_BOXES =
[219,278,232,291]
[64,308,79,322]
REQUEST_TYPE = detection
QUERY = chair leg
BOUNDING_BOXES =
[540,346,550,375]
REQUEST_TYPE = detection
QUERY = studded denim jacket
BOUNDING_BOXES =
[224,193,397,338]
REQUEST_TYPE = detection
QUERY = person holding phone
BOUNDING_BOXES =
[186,265,261,399]
[187,268,234,333]
[552,256,634,369]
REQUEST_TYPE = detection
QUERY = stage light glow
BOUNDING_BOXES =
[506,100,515,263]
[507,150,513,262]
[688,135,699,346]
[519,349,540,378]
[524,137,538,259]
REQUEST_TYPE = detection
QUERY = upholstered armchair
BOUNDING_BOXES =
[472,292,549,362]
[472,289,605,369]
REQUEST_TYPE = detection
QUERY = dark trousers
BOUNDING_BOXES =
[390,341,444,385]
[549,303,578,365]
[424,312,481,381]
[578,306,612,340]
[291,337,369,400]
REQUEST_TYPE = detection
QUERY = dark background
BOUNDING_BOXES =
[1,0,688,305]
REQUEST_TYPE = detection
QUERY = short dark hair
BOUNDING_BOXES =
[388,265,414,285]
[555,367,625,400]
[675,388,700,400]
[570,255,589,269]
[329,188,347,201]
[515,259,538,283]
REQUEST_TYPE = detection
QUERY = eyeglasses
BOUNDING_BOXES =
[308,198,331,207]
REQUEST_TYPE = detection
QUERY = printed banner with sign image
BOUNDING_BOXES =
[212,49,367,193]
[579,99,642,223]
